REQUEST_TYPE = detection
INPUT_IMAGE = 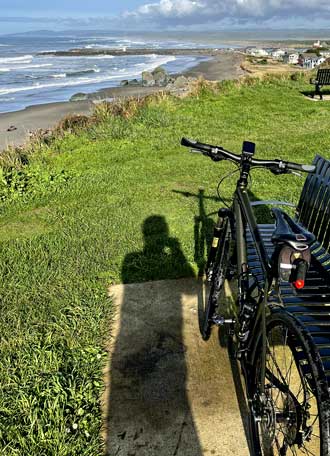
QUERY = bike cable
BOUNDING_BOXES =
[216,163,241,208]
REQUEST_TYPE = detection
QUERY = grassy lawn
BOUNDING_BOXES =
[1,75,330,455]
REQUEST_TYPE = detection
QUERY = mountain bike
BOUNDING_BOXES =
[181,137,330,456]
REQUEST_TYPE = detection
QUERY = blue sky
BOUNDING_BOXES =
[1,0,144,16]
[1,0,330,34]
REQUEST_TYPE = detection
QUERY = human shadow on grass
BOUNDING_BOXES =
[106,215,203,456]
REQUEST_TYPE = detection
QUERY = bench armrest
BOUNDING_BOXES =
[310,78,318,84]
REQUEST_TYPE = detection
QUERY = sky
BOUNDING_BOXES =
[1,0,330,34]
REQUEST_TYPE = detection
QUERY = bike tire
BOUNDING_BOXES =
[249,309,330,456]
[200,218,231,341]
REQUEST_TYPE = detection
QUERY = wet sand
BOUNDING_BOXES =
[0,51,245,151]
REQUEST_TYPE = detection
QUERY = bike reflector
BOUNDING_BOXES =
[293,279,305,289]
[277,245,310,287]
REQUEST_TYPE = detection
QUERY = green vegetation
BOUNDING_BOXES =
[1,74,330,455]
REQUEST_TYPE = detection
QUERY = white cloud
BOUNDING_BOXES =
[122,0,330,26]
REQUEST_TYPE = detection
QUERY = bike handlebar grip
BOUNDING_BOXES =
[301,164,316,173]
[181,137,213,153]
[181,137,197,148]
[286,162,316,173]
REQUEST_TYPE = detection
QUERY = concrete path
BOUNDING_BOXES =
[103,278,250,456]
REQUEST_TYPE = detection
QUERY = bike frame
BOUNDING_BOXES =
[227,150,276,395]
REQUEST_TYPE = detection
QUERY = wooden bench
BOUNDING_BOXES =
[246,155,330,384]
[310,68,330,100]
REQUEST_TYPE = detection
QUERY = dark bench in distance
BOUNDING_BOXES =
[310,68,330,100]
[246,154,330,384]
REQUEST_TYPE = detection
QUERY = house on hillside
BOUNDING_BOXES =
[283,52,299,64]
[271,49,286,60]
[320,50,330,58]
[298,53,326,69]
[245,46,268,57]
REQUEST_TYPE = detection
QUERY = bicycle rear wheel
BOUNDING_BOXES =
[249,310,330,456]
[200,217,231,340]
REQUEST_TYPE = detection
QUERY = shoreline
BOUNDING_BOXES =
[0,51,245,152]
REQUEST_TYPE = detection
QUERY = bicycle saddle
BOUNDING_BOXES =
[271,208,315,249]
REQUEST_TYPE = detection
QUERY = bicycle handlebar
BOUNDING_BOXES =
[181,137,316,174]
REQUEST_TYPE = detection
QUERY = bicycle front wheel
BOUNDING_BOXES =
[249,310,330,456]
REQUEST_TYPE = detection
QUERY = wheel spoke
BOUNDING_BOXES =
[251,318,323,456]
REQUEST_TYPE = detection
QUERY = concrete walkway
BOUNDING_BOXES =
[103,278,250,456]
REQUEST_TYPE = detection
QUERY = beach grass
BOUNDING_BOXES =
[1,73,330,455]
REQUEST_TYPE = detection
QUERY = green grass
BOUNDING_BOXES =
[1,75,330,455]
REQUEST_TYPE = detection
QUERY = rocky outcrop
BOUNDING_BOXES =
[142,71,156,87]
[142,67,170,87]
[173,75,189,88]
[121,79,140,86]
[70,92,88,102]
[152,67,169,86]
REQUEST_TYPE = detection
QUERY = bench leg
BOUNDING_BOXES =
[316,84,323,100]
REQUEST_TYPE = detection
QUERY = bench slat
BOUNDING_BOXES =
[298,155,330,252]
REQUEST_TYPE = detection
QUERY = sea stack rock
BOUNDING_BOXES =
[174,76,189,88]
[142,71,156,87]
[152,66,169,86]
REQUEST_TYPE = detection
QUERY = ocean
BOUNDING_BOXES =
[0,31,232,114]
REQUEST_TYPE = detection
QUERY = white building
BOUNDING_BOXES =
[298,53,325,69]
[271,49,286,60]
[283,53,299,64]
[320,50,330,58]
[245,47,268,57]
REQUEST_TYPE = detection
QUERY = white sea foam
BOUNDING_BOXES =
[51,73,67,78]
[84,44,112,49]
[0,55,33,64]
[0,55,177,96]
[117,39,147,45]
[0,63,53,72]
[84,55,115,59]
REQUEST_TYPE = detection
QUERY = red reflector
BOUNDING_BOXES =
[293,279,305,289]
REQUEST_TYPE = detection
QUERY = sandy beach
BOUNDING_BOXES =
[0,51,245,151]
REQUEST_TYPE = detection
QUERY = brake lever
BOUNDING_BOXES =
[290,171,302,178]
[190,148,204,155]
[270,168,301,177]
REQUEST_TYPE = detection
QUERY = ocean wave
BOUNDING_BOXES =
[84,55,114,59]
[117,39,147,45]
[0,55,177,96]
[67,68,101,77]
[0,63,53,72]
[51,73,67,79]
[0,73,121,96]
[0,55,33,64]
[84,44,112,49]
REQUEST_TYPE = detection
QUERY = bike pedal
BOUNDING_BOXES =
[212,315,235,326]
